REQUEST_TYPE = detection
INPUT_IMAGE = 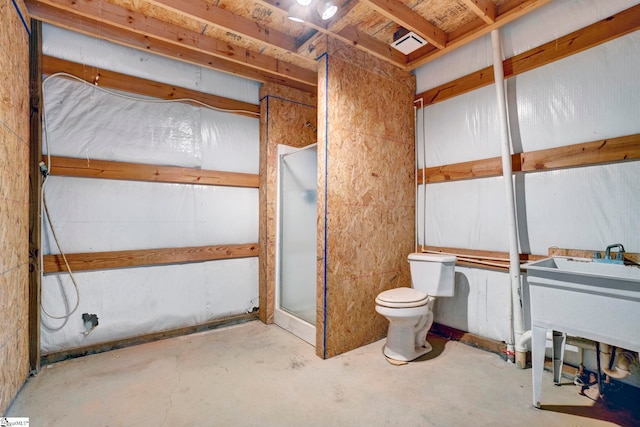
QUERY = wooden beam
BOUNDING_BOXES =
[41,314,259,364]
[407,0,552,69]
[520,134,640,172]
[362,0,447,49]
[146,0,299,52]
[415,3,640,104]
[418,134,639,184]
[336,25,408,66]
[28,1,317,93]
[43,56,260,118]
[43,243,259,274]
[259,0,406,68]
[28,19,43,373]
[45,156,260,188]
[460,0,497,24]
[418,153,522,183]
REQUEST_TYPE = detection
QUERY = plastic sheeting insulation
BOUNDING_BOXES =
[40,32,260,353]
[413,0,640,352]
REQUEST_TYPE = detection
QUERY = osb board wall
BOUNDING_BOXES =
[258,82,317,324]
[0,0,31,414]
[317,37,416,359]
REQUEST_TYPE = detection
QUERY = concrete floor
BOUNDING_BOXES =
[7,321,639,426]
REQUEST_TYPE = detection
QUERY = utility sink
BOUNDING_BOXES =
[525,256,640,408]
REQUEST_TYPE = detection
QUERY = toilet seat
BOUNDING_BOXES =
[375,287,429,308]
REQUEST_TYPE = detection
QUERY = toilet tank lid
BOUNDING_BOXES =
[408,252,457,263]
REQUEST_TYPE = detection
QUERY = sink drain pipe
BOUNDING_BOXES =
[491,29,525,365]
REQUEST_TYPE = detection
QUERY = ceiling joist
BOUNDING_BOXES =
[26,0,568,92]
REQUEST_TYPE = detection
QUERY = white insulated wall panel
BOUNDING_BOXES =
[523,163,640,255]
[414,0,639,94]
[418,85,502,167]
[40,27,261,352]
[434,267,512,343]
[515,31,640,151]
[42,24,260,105]
[42,177,258,253]
[41,258,259,353]
[418,178,510,251]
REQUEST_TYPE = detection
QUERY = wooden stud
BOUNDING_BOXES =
[28,19,43,374]
[43,243,259,274]
[45,156,260,188]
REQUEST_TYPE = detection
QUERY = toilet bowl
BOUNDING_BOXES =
[375,253,456,362]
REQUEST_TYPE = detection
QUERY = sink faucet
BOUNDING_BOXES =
[594,243,626,264]
[605,243,625,261]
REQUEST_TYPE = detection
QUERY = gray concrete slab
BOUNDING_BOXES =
[7,321,639,426]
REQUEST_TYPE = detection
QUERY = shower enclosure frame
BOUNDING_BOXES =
[274,143,317,346]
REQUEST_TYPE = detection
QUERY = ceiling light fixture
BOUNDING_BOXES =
[317,1,338,20]
[295,0,313,6]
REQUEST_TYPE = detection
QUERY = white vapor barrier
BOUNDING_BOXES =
[42,177,258,253]
[417,85,502,167]
[413,0,638,93]
[42,24,260,104]
[40,258,259,353]
[515,31,640,151]
[418,178,510,252]
[522,163,640,255]
[434,267,511,343]
[43,77,259,172]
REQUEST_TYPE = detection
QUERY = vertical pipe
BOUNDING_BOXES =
[422,99,427,251]
[491,29,523,364]
[413,103,419,253]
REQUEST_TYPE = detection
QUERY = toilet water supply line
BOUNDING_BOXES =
[490,29,526,365]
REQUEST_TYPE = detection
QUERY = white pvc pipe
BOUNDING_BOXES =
[491,29,524,363]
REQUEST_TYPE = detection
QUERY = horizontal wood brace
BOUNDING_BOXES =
[41,314,259,364]
[415,4,640,105]
[43,243,259,274]
[43,56,261,118]
[418,134,640,183]
[420,245,546,271]
[45,156,259,188]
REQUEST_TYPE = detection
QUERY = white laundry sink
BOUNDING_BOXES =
[525,256,640,408]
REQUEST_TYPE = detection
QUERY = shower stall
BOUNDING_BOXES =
[274,143,317,346]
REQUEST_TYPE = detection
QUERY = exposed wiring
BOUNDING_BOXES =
[39,71,259,326]
[43,72,261,117]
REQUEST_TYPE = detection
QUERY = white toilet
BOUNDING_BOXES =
[375,253,457,362]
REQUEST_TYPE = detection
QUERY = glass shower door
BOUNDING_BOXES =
[275,144,317,345]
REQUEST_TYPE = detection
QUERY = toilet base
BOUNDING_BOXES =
[376,298,436,363]
[382,339,433,363]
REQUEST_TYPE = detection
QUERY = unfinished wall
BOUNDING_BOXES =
[0,0,30,414]
[258,83,317,324]
[39,25,261,354]
[414,0,640,384]
[317,38,416,358]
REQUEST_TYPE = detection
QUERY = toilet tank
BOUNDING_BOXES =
[408,253,457,297]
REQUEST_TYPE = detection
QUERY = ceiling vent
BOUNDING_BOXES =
[390,27,427,55]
